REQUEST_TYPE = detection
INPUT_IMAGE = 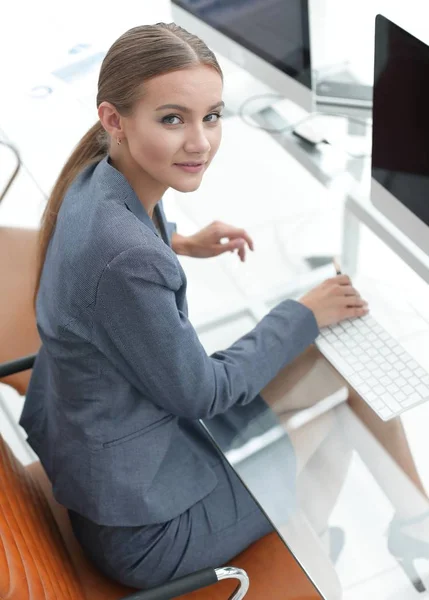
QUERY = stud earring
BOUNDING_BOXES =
[117,138,122,146]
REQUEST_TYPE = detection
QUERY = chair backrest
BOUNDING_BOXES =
[0,227,41,394]
[0,226,85,597]
[0,226,90,598]
[0,433,86,600]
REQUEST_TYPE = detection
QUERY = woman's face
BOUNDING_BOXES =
[121,64,223,193]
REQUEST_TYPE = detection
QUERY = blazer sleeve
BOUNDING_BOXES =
[93,244,319,420]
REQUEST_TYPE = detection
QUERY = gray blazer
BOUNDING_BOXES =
[20,156,319,526]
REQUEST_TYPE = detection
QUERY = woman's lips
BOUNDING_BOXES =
[174,162,206,173]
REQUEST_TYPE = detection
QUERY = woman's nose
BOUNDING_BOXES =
[183,126,211,154]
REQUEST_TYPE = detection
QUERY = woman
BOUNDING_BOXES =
[20,22,370,588]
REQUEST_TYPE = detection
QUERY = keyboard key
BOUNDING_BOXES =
[372,398,385,410]
[387,383,399,394]
[408,360,420,371]
[359,383,371,394]
[402,396,422,408]
[395,391,406,403]
[378,406,393,420]
[386,355,400,365]
[416,384,429,398]
[381,394,400,412]
[350,374,364,386]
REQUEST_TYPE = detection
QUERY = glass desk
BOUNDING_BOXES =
[203,336,429,599]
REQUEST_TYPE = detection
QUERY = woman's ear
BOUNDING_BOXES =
[98,102,124,139]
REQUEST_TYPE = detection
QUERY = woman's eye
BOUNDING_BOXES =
[204,112,223,123]
[162,115,182,125]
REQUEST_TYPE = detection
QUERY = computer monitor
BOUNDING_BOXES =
[171,0,313,113]
[371,14,429,257]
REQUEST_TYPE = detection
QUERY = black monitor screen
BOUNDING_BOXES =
[372,15,429,227]
[172,0,311,89]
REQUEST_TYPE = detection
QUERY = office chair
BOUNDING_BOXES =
[0,224,323,599]
[0,416,250,599]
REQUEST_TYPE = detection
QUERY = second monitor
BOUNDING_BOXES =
[371,14,429,257]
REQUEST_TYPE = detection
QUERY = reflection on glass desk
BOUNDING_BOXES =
[203,345,429,599]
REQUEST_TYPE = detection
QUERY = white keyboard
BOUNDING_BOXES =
[316,314,429,421]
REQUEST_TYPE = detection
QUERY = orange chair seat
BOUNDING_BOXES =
[24,458,320,599]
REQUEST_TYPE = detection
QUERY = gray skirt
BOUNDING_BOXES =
[68,400,295,590]
[68,457,274,589]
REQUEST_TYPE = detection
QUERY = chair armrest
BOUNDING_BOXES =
[0,354,36,378]
[120,566,249,600]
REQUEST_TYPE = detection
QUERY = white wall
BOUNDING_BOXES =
[0,1,172,81]
[310,0,429,84]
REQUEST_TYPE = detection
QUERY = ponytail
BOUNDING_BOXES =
[34,121,107,303]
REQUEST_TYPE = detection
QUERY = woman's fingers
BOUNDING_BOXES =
[336,284,359,297]
[217,223,254,251]
[342,304,370,319]
[328,274,351,286]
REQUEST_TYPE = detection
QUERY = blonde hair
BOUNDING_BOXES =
[35,22,222,300]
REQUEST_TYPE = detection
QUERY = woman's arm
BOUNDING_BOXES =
[93,244,319,420]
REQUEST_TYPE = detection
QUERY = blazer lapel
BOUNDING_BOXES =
[101,156,167,242]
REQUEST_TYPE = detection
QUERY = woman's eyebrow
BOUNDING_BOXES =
[155,101,225,113]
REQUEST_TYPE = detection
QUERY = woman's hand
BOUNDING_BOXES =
[298,274,369,329]
[172,221,254,262]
